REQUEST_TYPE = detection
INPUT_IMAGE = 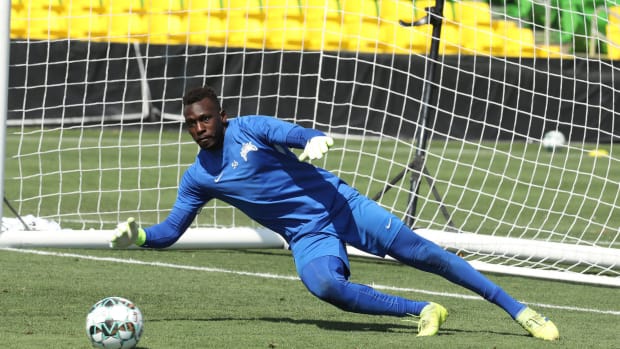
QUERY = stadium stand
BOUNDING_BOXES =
[8,0,620,59]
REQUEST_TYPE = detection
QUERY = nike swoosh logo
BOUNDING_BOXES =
[214,172,223,183]
[385,219,392,229]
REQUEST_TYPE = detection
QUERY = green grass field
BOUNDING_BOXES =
[1,247,619,348]
[3,127,620,348]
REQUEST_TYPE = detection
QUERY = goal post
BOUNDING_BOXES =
[0,0,10,225]
[2,0,620,286]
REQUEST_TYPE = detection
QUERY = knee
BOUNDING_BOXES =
[303,275,356,311]
[300,256,357,311]
[305,275,347,302]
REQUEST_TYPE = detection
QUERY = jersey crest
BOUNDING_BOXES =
[240,142,258,161]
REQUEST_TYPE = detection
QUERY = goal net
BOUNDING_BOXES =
[2,0,619,286]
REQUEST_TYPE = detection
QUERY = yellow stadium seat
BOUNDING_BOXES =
[453,0,492,25]
[11,1,28,39]
[492,19,517,32]
[109,12,149,42]
[535,44,566,58]
[442,1,457,23]
[149,0,190,44]
[66,0,111,41]
[228,0,267,49]
[451,0,503,55]
[410,0,456,23]
[380,1,430,54]
[413,0,434,19]
[395,24,433,54]
[263,0,305,50]
[606,23,620,59]
[608,6,620,24]
[380,0,459,55]
[380,0,412,22]
[11,0,24,11]
[115,0,147,13]
[492,20,536,57]
[151,0,186,11]
[304,0,345,51]
[379,0,456,24]
[19,1,70,40]
[503,27,536,57]
[185,1,228,47]
[87,0,148,43]
[461,24,505,55]
[341,0,382,53]
[380,0,423,54]
[440,23,461,55]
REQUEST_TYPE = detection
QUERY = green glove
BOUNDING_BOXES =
[298,136,334,161]
[110,217,146,248]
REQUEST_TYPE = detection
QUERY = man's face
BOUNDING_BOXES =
[184,97,227,150]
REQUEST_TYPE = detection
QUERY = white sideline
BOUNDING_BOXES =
[1,247,619,316]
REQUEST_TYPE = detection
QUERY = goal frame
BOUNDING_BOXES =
[1,0,10,223]
[2,0,619,287]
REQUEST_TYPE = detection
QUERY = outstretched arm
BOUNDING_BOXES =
[284,124,334,161]
[142,207,198,248]
[298,136,334,161]
[110,207,198,249]
[111,168,209,249]
[250,116,334,161]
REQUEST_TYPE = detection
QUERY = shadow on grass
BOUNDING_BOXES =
[149,316,411,333]
[260,317,414,333]
[147,316,525,338]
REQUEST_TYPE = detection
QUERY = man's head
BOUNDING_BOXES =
[183,86,228,151]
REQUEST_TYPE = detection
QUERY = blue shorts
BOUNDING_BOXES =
[289,193,403,275]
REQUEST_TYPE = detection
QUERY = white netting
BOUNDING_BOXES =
[4,0,619,283]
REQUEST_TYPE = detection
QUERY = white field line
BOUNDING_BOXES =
[3,247,619,316]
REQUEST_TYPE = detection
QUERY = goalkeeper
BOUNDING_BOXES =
[111,85,558,340]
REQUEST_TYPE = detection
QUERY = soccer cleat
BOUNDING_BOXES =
[515,307,559,341]
[416,302,449,337]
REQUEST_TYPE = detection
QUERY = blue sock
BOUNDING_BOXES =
[388,226,526,319]
[300,255,429,316]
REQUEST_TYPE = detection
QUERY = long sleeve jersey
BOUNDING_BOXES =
[142,115,360,248]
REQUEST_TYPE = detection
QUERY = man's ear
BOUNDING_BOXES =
[220,109,228,125]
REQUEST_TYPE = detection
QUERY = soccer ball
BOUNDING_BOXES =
[86,297,144,349]
[542,130,566,151]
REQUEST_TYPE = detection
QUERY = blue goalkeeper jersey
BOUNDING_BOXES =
[143,115,403,269]
[143,116,360,246]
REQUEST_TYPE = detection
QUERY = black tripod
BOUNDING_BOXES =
[3,196,31,231]
[372,0,456,230]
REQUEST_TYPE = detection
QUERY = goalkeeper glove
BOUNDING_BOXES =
[298,136,334,161]
[110,217,146,248]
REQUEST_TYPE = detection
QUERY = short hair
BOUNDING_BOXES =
[182,85,221,110]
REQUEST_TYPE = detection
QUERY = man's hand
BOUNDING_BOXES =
[110,217,146,248]
[299,136,334,161]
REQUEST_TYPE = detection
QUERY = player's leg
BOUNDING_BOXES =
[387,226,559,340]
[299,254,429,316]
[342,193,557,339]
[387,225,524,317]
[291,234,435,316]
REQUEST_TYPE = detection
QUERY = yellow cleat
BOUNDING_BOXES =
[516,307,559,341]
[416,302,449,337]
